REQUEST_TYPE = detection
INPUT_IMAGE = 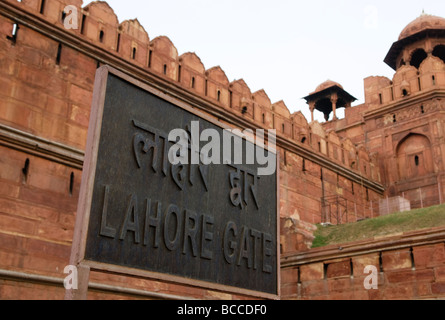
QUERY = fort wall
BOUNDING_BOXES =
[282,227,445,300]
[0,0,389,300]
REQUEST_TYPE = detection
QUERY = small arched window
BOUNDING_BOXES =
[147,49,152,67]
[56,43,62,65]
[81,14,86,34]
[99,30,105,43]
[69,172,74,196]
[397,134,433,180]
[22,158,30,183]
[116,34,121,52]
[40,0,46,14]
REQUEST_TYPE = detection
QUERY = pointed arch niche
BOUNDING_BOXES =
[396,133,434,180]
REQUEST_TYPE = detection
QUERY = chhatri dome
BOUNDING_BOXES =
[399,13,445,41]
[304,80,356,122]
[314,80,344,94]
[385,12,445,70]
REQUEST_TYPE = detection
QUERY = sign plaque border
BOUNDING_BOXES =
[66,65,280,300]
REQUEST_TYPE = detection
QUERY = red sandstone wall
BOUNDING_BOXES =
[0,0,384,299]
[0,1,382,223]
[282,229,445,300]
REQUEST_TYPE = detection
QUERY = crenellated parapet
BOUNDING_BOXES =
[0,0,381,186]
[149,35,178,80]
[178,52,205,95]
[366,56,445,110]
[228,79,252,116]
[82,1,119,51]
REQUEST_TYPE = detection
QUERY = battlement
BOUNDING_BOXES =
[0,0,380,183]
[365,56,445,109]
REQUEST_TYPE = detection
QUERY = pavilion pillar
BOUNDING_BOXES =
[309,101,315,123]
[331,93,338,120]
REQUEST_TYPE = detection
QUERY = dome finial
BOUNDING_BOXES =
[420,9,432,17]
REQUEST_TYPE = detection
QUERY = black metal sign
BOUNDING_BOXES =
[79,67,278,297]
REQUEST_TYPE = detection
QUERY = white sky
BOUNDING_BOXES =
[82,0,445,122]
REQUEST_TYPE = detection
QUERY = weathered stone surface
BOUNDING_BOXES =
[300,263,324,282]
[382,249,412,271]
[1,0,445,301]
[326,260,351,279]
